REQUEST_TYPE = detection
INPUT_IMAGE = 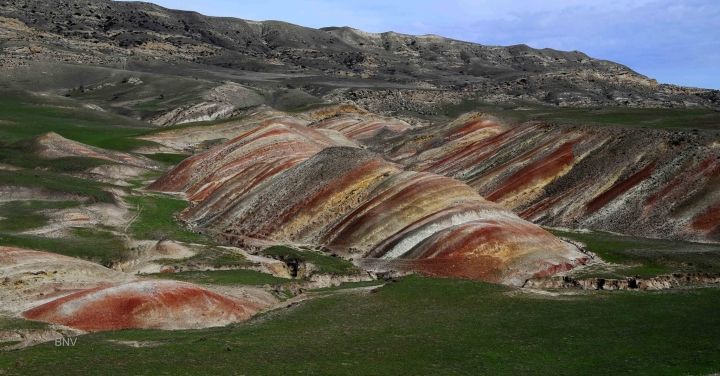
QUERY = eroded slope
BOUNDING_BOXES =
[152,121,586,286]
[393,114,720,242]
[23,280,265,331]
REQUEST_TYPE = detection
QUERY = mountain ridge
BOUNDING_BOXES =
[1,0,718,111]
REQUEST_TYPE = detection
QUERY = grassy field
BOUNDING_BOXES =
[0,169,117,203]
[147,269,291,286]
[309,280,386,292]
[441,99,720,130]
[0,91,155,152]
[529,107,720,129]
[1,275,719,375]
[550,229,720,278]
[155,246,251,269]
[0,317,48,331]
[0,227,129,267]
[261,245,362,275]
[0,200,79,232]
[0,142,112,173]
[141,153,190,166]
[125,194,208,244]
[61,71,215,120]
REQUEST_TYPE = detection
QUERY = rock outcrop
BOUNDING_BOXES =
[23,280,265,331]
[2,247,274,331]
[151,82,264,126]
[151,121,587,286]
[0,247,134,314]
[390,114,720,242]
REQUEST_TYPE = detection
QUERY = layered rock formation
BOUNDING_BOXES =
[151,82,264,126]
[23,280,264,331]
[392,114,720,242]
[148,118,357,205]
[145,103,720,245]
[1,247,273,331]
[151,121,587,286]
[309,114,411,140]
[0,247,133,314]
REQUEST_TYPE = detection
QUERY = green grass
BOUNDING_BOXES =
[261,245,361,275]
[283,101,333,114]
[0,92,156,152]
[439,99,720,130]
[147,269,291,286]
[155,246,251,269]
[512,106,720,130]
[0,143,112,173]
[0,169,117,203]
[441,97,488,118]
[0,227,129,267]
[206,252,249,268]
[0,200,79,232]
[127,170,165,190]
[550,229,720,278]
[125,195,208,244]
[0,317,48,331]
[62,72,215,120]
[532,107,720,129]
[133,98,167,112]
[141,153,189,166]
[2,276,720,375]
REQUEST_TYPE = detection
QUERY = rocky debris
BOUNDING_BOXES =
[523,273,720,291]
[280,273,377,296]
[125,77,142,85]
[323,88,468,117]
[242,252,294,278]
[113,239,196,275]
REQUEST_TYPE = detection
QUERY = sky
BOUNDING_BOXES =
[146,0,720,89]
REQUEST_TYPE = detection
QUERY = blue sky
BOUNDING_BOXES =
[145,0,720,89]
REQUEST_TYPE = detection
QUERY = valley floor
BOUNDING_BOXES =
[2,275,720,376]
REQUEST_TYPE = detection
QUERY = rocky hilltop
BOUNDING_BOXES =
[1,0,719,111]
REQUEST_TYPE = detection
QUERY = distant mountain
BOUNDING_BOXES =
[1,0,718,111]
